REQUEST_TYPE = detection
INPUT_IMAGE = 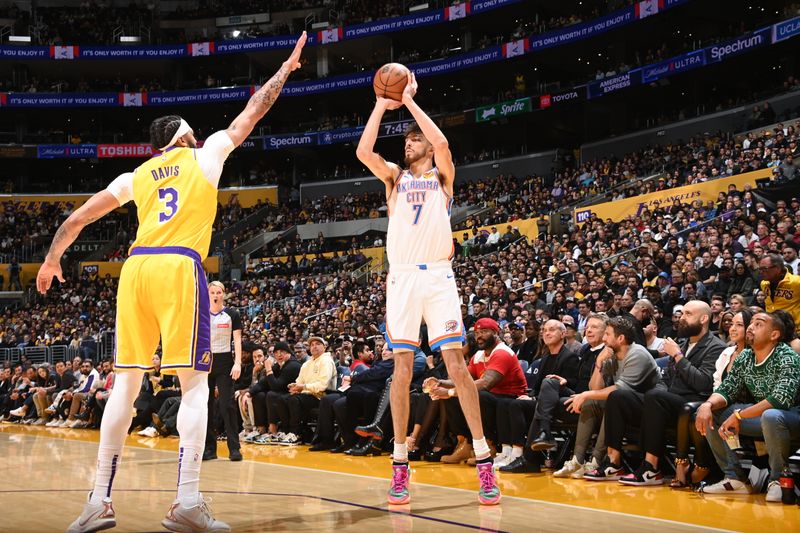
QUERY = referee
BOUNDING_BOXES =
[204,281,244,461]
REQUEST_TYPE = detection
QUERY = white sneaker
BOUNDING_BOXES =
[65,419,81,428]
[766,480,783,502]
[57,419,71,427]
[44,405,56,415]
[493,453,514,468]
[9,407,26,417]
[554,456,582,478]
[138,426,159,438]
[699,477,752,495]
[279,433,300,446]
[243,430,260,441]
[571,457,599,479]
[46,419,60,427]
[67,493,116,533]
[162,493,230,533]
[33,418,47,426]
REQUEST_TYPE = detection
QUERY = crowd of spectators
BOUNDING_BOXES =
[4,125,800,504]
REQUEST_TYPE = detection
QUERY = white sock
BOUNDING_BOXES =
[501,445,512,458]
[473,437,491,460]
[90,371,142,505]
[393,442,408,463]
[175,370,210,501]
[511,446,524,458]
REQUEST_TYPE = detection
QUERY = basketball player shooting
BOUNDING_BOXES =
[36,32,306,533]
[356,70,501,506]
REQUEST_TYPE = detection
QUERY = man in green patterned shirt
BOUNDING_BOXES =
[695,312,800,501]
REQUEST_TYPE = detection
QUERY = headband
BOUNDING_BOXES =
[159,119,193,151]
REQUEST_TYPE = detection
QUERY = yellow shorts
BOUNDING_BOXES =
[115,246,211,375]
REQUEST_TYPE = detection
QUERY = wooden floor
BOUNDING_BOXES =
[1,424,796,532]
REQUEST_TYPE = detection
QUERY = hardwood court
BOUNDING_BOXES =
[0,425,796,532]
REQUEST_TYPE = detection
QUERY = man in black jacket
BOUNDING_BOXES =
[342,346,395,455]
[497,319,580,472]
[616,300,725,485]
[249,342,301,443]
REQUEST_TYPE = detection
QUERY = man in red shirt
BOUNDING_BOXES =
[426,318,527,465]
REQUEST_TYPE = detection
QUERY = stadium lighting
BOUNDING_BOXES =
[8,35,31,43]
[119,36,141,43]
[409,3,429,12]
[232,30,241,38]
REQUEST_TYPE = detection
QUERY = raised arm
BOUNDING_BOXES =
[225,32,307,147]
[400,72,455,189]
[37,190,121,294]
[356,98,403,190]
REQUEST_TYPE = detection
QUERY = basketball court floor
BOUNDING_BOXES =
[1,425,795,532]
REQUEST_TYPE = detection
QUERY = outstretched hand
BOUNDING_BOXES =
[283,31,307,72]
[36,260,64,294]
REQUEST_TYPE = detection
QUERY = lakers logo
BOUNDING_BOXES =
[200,351,211,365]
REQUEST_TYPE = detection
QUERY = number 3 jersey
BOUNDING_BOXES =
[105,131,235,260]
[386,167,455,266]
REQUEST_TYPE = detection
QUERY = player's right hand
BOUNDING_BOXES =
[36,260,65,294]
[283,31,307,72]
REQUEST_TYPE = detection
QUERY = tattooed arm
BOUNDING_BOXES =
[36,190,120,294]
[225,31,307,147]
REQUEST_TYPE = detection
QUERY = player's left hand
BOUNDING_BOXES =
[230,363,241,380]
[401,71,418,103]
[37,260,65,294]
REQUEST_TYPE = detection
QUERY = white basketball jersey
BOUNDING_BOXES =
[386,167,455,266]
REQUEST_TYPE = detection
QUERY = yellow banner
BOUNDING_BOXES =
[80,256,220,279]
[217,186,278,208]
[1,186,278,213]
[0,263,42,290]
[247,247,385,271]
[453,216,542,242]
[573,168,771,224]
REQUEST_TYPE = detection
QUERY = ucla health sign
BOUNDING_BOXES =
[772,16,800,43]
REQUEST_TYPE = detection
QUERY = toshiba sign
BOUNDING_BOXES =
[97,144,155,158]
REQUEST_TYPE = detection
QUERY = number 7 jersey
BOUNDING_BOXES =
[106,131,234,261]
[386,167,455,266]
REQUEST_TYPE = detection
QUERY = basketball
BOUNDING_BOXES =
[373,62,409,101]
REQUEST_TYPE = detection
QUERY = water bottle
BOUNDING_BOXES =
[780,465,796,505]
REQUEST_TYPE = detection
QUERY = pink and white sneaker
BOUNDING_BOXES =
[477,461,501,505]
[388,464,411,505]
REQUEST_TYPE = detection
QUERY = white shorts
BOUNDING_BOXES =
[386,262,465,352]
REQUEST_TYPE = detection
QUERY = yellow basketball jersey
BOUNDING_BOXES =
[129,147,217,260]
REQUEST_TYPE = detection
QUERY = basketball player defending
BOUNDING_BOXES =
[36,33,306,533]
[356,72,501,506]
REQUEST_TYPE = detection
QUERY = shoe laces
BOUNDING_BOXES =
[391,465,409,493]
[477,464,497,492]
[198,496,215,523]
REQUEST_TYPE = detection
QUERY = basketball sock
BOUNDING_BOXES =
[90,371,142,505]
[473,437,491,460]
[501,445,512,458]
[393,442,408,463]
[175,370,209,500]
[511,446,524,458]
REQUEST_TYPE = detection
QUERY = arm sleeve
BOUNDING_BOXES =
[766,351,800,409]
[196,131,235,189]
[228,308,243,331]
[105,172,135,205]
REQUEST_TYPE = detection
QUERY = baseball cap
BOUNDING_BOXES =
[308,336,328,347]
[658,272,670,279]
[273,341,293,355]
[474,317,500,333]
[508,322,524,330]
[672,305,684,315]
